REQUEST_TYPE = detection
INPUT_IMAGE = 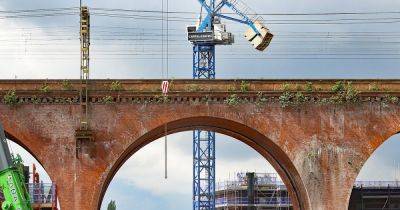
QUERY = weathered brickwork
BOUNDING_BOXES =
[1,79,400,210]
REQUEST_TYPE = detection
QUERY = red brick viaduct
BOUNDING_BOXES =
[1,79,400,210]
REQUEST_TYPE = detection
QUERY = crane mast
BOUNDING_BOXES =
[188,1,273,210]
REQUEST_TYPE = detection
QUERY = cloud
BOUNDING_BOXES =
[114,134,193,196]
[0,5,79,79]
[1,0,399,79]
[357,134,400,181]
[101,178,191,210]
[103,132,277,209]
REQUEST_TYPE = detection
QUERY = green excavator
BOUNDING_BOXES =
[0,122,32,210]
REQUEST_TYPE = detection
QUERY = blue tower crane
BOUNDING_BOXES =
[187,1,274,210]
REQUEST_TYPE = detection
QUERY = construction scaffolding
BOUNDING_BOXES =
[29,164,58,210]
[29,183,58,210]
[215,172,292,210]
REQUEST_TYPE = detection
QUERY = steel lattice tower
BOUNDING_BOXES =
[189,1,273,209]
[192,45,216,209]
[193,45,215,79]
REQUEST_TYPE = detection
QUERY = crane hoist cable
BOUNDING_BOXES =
[165,0,169,180]
[161,0,170,180]
[161,0,164,79]
[166,0,169,78]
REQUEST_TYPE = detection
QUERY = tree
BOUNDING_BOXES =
[107,200,116,210]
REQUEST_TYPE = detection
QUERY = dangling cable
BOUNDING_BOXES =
[164,123,168,179]
[199,5,203,24]
[166,0,169,79]
[162,0,168,180]
[165,0,170,179]
[161,0,164,79]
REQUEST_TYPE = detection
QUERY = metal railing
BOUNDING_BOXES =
[216,197,291,205]
[216,172,287,191]
[354,181,400,188]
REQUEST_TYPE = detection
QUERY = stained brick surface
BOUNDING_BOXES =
[0,80,399,210]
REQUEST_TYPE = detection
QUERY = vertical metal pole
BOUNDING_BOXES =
[388,186,391,210]
[75,5,93,158]
[246,173,255,210]
[361,186,364,210]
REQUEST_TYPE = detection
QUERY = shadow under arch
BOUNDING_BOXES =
[98,116,311,210]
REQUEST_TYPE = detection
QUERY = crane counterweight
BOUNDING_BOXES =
[244,21,274,51]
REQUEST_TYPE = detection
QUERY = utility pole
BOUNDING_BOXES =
[76,4,94,158]
[80,5,90,130]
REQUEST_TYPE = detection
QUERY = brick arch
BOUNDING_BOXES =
[4,130,45,166]
[3,128,56,180]
[1,129,58,191]
[2,128,58,206]
[97,116,311,210]
[0,120,58,204]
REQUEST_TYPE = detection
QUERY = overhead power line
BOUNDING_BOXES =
[89,12,400,25]
[90,7,400,16]
[0,7,400,25]
[0,56,399,60]
[0,6,399,63]
[0,12,78,19]
[0,7,78,14]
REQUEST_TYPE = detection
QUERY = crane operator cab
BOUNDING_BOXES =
[188,18,273,51]
[187,17,234,45]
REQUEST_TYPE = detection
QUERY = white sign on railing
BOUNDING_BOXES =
[161,81,169,95]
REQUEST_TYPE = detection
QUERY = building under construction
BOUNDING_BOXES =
[349,181,400,210]
[215,172,292,210]
[216,172,400,210]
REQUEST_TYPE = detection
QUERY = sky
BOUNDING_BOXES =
[0,0,400,209]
